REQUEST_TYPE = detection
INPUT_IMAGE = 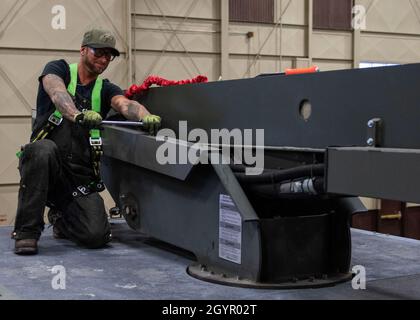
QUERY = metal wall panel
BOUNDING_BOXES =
[134,51,220,82]
[135,19,306,58]
[229,24,306,56]
[277,0,306,26]
[312,30,353,60]
[0,51,36,117]
[355,0,420,68]
[229,0,274,24]
[0,118,31,185]
[134,0,220,20]
[277,26,307,57]
[0,0,126,52]
[0,51,80,119]
[0,186,19,226]
[360,34,420,64]
[134,16,220,53]
[360,0,420,35]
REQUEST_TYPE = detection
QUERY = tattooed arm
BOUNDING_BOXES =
[111,95,151,121]
[42,74,80,122]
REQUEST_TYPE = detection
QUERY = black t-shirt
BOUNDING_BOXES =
[33,59,124,186]
[36,59,123,119]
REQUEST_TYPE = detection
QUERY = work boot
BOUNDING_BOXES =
[48,208,67,239]
[53,225,67,240]
[14,239,38,255]
[47,208,62,225]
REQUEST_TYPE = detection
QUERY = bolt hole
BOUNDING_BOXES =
[299,100,312,122]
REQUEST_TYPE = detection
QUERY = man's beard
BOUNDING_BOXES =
[84,57,106,75]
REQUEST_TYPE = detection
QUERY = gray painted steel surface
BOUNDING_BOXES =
[327,147,420,203]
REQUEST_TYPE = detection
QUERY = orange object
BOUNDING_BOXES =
[285,66,319,76]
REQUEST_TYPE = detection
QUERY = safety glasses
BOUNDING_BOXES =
[88,47,116,61]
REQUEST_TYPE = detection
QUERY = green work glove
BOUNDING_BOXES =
[142,114,161,135]
[75,110,103,129]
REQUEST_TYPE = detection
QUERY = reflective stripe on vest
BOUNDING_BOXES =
[68,63,103,140]
[51,63,103,140]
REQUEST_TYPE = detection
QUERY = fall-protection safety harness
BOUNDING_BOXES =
[18,63,105,197]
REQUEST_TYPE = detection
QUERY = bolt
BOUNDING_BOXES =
[368,120,375,128]
[367,138,374,146]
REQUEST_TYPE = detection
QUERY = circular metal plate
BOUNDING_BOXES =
[187,264,353,289]
[119,192,141,230]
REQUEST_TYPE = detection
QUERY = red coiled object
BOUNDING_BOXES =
[125,75,208,98]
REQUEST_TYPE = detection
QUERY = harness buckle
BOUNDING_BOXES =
[77,185,90,196]
[95,182,105,192]
[48,113,63,126]
[89,137,102,146]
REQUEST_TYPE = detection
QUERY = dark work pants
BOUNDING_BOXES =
[12,140,111,249]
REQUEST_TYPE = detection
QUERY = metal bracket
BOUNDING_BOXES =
[89,137,103,146]
[48,113,63,126]
[366,118,383,147]
[119,193,140,230]
[109,207,122,219]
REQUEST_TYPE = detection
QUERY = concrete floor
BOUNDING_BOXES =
[1,219,420,300]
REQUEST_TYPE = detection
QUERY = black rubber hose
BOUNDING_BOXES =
[234,164,325,184]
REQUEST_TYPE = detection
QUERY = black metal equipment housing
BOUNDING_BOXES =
[102,64,420,288]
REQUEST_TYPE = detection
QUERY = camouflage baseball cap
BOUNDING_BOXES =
[82,28,120,56]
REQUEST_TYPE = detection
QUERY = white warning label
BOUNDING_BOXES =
[219,194,242,264]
